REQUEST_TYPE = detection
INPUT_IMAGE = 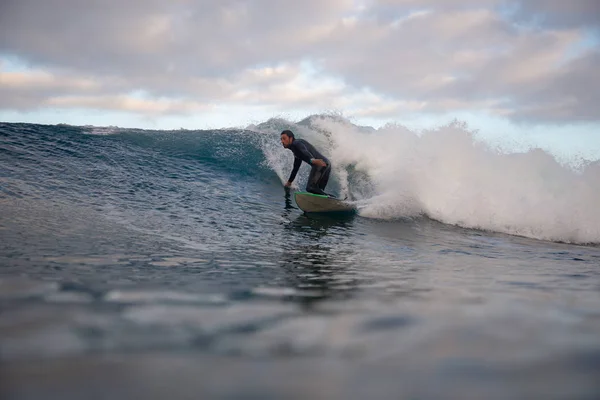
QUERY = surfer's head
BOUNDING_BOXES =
[280,130,294,148]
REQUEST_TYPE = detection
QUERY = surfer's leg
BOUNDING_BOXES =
[318,164,331,190]
[307,164,336,198]
[318,164,336,198]
[306,165,328,195]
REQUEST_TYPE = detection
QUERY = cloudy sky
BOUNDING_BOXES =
[1,0,599,149]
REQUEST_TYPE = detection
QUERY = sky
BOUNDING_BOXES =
[0,0,599,159]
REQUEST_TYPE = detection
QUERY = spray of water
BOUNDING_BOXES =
[257,115,600,244]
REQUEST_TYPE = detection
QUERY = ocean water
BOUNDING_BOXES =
[1,118,600,399]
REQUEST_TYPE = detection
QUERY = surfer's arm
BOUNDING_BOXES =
[295,142,327,167]
[294,142,315,164]
[287,157,302,184]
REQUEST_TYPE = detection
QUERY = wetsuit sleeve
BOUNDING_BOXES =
[288,157,302,182]
[293,141,314,164]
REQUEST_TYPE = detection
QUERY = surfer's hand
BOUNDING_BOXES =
[312,159,327,167]
[285,181,292,188]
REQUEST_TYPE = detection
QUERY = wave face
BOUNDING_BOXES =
[1,119,599,244]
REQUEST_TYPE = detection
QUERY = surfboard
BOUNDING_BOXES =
[294,191,356,214]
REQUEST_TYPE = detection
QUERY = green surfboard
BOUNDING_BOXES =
[294,191,356,214]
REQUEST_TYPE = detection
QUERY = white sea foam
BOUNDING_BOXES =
[259,116,600,244]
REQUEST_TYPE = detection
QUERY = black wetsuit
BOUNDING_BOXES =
[287,138,332,196]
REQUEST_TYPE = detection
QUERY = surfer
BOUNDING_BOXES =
[280,130,333,197]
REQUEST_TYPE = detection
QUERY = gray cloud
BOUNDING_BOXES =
[314,4,600,122]
[374,0,600,28]
[0,0,598,123]
[0,0,352,77]
[512,0,600,29]
[506,50,600,122]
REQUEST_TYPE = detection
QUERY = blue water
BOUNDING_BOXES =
[1,120,600,399]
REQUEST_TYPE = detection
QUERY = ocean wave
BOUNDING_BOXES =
[251,115,600,244]
[2,118,598,244]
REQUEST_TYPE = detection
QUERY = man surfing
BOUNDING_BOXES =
[280,130,334,197]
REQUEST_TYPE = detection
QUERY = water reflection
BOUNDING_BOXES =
[278,189,360,307]
[280,187,300,226]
